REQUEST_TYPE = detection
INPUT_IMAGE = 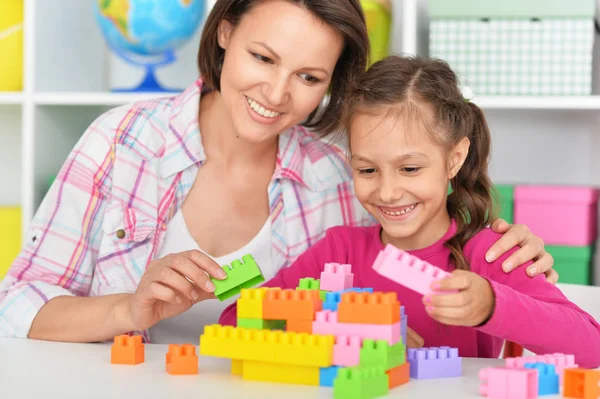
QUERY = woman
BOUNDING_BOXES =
[0,0,555,344]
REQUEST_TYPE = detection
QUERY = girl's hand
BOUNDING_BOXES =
[423,270,495,327]
[487,219,558,284]
[127,250,226,331]
[406,326,425,348]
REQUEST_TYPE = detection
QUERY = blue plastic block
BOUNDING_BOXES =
[341,287,374,294]
[407,347,462,379]
[524,362,559,395]
[320,366,340,387]
[401,306,407,347]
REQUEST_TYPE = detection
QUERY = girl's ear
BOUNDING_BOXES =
[447,137,470,179]
[217,19,235,50]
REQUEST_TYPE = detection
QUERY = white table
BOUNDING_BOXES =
[0,338,564,399]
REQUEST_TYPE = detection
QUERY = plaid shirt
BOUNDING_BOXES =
[0,79,373,339]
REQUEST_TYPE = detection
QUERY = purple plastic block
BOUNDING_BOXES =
[407,346,462,379]
[401,306,407,348]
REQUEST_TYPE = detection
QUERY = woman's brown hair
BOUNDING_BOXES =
[345,56,497,271]
[198,0,370,136]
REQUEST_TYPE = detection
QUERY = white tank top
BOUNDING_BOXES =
[149,209,274,344]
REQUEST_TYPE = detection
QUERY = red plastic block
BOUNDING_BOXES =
[263,289,322,321]
[563,368,600,399]
[388,362,410,389]
[286,319,313,334]
[372,244,455,296]
[111,335,144,365]
[333,335,361,367]
[337,291,400,325]
[166,344,199,375]
[479,367,538,399]
[320,263,354,292]
[505,353,577,385]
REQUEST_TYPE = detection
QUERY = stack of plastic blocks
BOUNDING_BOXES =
[480,353,582,398]
[199,263,411,399]
[211,254,265,301]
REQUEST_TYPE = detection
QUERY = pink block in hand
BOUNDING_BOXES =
[505,353,577,385]
[479,367,538,399]
[320,263,354,291]
[313,310,400,345]
[333,336,361,367]
[372,244,454,296]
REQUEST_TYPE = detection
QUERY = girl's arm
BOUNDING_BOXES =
[218,229,342,325]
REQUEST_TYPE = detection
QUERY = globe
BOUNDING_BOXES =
[93,0,205,92]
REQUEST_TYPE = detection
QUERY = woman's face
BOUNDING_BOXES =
[217,0,344,143]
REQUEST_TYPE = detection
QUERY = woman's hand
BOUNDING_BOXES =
[127,250,226,331]
[406,326,425,348]
[487,219,558,284]
[424,270,495,327]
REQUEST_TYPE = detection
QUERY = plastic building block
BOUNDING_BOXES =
[400,306,407,349]
[372,244,455,296]
[479,367,538,399]
[111,335,144,365]
[242,360,320,386]
[263,289,322,321]
[505,353,577,384]
[407,346,462,379]
[237,318,285,330]
[333,336,361,367]
[232,359,243,375]
[320,263,354,292]
[296,278,327,300]
[286,318,313,333]
[360,339,405,370]
[387,362,410,389]
[237,287,273,319]
[212,254,265,301]
[333,366,389,399]
[313,310,401,345]
[166,344,198,375]
[563,368,600,399]
[338,291,400,325]
[200,325,334,367]
[320,366,340,387]
[323,288,374,312]
[524,363,559,396]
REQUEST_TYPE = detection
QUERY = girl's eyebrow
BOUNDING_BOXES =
[351,152,429,162]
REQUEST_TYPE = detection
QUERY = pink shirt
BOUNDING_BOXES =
[220,221,600,368]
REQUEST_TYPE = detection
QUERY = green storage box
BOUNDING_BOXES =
[493,185,514,224]
[429,0,597,96]
[546,245,593,285]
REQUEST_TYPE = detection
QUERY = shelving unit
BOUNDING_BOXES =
[1,0,600,283]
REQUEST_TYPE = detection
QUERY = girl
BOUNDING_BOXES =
[220,56,600,367]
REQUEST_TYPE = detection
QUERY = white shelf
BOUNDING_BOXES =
[475,96,600,110]
[34,92,177,106]
[0,92,25,105]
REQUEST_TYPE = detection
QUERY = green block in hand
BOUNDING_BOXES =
[212,254,265,301]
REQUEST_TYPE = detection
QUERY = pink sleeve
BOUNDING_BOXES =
[218,230,340,326]
[475,246,600,368]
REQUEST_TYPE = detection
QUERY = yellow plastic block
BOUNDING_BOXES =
[0,207,21,280]
[199,325,334,367]
[242,360,319,386]
[237,287,270,319]
[232,359,243,375]
[0,0,23,91]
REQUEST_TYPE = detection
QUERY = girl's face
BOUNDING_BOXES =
[217,0,344,143]
[349,107,469,250]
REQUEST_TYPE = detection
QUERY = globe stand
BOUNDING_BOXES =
[110,47,182,93]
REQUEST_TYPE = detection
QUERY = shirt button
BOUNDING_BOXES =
[116,229,126,239]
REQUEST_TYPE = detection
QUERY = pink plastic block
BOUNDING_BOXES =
[333,336,361,367]
[312,310,400,345]
[372,244,455,296]
[514,185,599,246]
[505,353,577,385]
[320,263,354,292]
[479,367,538,399]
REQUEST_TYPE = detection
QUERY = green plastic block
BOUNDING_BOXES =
[333,366,389,399]
[493,184,514,224]
[212,254,265,301]
[237,318,286,330]
[546,245,593,285]
[297,278,320,290]
[429,0,595,19]
[359,339,405,370]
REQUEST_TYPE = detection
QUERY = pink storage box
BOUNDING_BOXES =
[514,185,599,246]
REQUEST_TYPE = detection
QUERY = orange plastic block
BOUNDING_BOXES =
[564,368,600,399]
[338,292,400,325]
[286,319,313,333]
[263,289,322,321]
[166,344,198,375]
[388,362,410,389]
[111,335,144,365]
